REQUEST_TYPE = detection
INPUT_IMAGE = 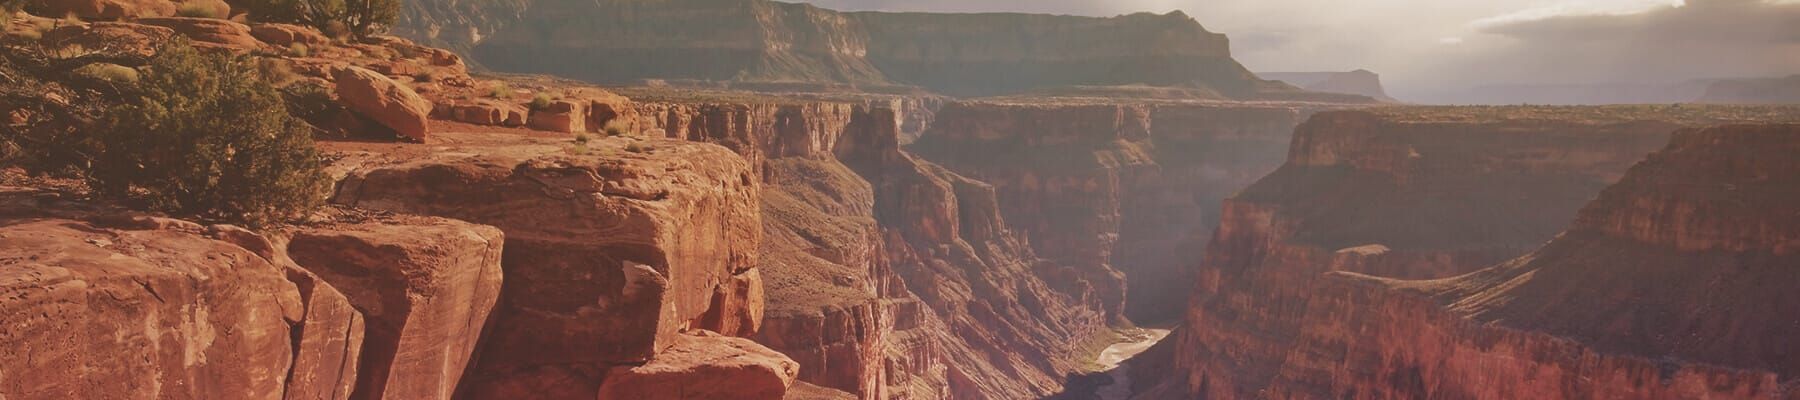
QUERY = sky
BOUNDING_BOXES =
[797,0,1800,102]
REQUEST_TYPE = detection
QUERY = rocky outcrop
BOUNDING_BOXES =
[285,216,505,400]
[1133,107,1800,399]
[0,190,364,400]
[333,66,434,141]
[597,330,801,400]
[30,0,175,20]
[249,23,329,47]
[328,134,769,399]
[409,0,1291,98]
[1258,70,1397,102]
[137,17,261,49]
[910,100,1318,322]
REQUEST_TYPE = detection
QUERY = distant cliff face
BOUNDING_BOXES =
[1259,70,1396,102]
[1131,107,1800,399]
[398,0,1281,98]
[1697,75,1800,105]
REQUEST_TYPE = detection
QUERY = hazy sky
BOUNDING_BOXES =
[798,0,1800,101]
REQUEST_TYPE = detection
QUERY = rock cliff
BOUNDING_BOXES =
[327,133,774,399]
[910,99,1323,322]
[1133,106,1800,399]
[623,93,1116,399]
[1258,70,1397,102]
[403,0,1304,99]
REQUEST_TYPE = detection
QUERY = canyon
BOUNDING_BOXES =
[1130,108,1800,399]
[5,0,1800,399]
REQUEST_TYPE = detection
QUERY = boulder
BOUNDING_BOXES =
[333,66,432,140]
[33,0,175,19]
[287,215,505,400]
[693,268,764,337]
[249,22,328,47]
[528,99,586,133]
[439,99,526,127]
[137,17,261,49]
[594,331,800,400]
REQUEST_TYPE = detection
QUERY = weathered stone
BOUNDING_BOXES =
[137,17,261,49]
[595,331,800,400]
[287,216,505,400]
[333,66,433,140]
[250,23,329,47]
[527,99,586,133]
[33,0,175,19]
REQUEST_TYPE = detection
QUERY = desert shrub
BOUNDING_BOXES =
[90,40,330,227]
[572,132,591,144]
[412,70,435,83]
[72,63,139,84]
[237,0,396,38]
[175,2,224,18]
[529,92,552,110]
[286,43,309,57]
[486,82,509,98]
[602,120,630,137]
[624,142,651,153]
[279,80,338,129]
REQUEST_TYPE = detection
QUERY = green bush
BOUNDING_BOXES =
[175,2,224,18]
[91,40,330,227]
[237,0,396,38]
[486,83,510,98]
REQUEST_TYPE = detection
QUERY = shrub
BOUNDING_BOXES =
[486,83,510,98]
[572,132,591,144]
[286,43,309,57]
[90,40,330,227]
[602,120,630,137]
[412,70,435,83]
[237,0,396,38]
[529,92,552,110]
[624,142,650,153]
[175,2,224,18]
[72,63,140,84]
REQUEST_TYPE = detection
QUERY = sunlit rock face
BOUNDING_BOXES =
[399,0,1280,98]
[1132,108,1800,399]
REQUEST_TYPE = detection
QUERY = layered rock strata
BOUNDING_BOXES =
[0,189,365,400]
[1133,107,1800,399]
[285,216,505,399]
[410,0,1301,99]
[328,134,774,399]
[910,100,1319,322]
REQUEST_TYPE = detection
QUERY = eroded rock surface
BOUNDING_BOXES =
[328,134,763,398]
[286,215,505,400]
[0,190,364,400]
[1133,107,1800,399]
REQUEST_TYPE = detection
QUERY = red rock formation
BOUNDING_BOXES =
[596,330,801,400]
[137,17,262,49]
[333,66,434,141]
[910,100,1317,322]
[328,134,769,399]
[0,190,364,400]
[249,23,329,47]
[1134,108,1800,399]
[33,0,175,20]
[285,216,505,400]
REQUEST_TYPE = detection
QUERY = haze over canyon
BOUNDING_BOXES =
[0,0,1797,399]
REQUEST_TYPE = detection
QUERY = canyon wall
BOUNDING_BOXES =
[909,100,1321,322]
[627,96,1116,399]
[403,0,1303,99]
[1134,107,1800,399]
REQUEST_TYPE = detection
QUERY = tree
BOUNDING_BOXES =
[90,40,330,227]
[239,0,397,38]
